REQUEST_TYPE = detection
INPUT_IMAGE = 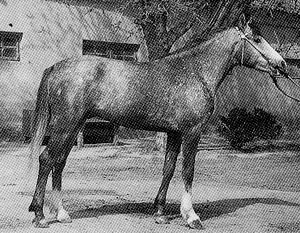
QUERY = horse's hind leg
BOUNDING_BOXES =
[49,161,71,223]
[153,132,182,224]
[49,123,83,223]
[29,116,84,228]
[49,155,72,223]
[28,141,62,228]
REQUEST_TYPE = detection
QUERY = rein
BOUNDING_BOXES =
[271,71,300,103]
[237,27,270,66]
[237,27,300,103]
[271,74,300,103]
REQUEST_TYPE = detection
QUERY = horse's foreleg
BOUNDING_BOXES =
[28,147,56,228]
[154,132,181,224]
[180,136,204,229]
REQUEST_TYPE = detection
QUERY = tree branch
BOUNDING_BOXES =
[166,15,196,52]
[184,0,251,50]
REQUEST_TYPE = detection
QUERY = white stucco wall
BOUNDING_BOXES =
[2,1,300,133]
[0,0,146,126]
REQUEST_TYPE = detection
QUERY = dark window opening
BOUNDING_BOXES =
[82,40,140,62]
[0,31,23,61]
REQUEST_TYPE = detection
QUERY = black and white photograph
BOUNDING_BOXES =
[1,0,300,232]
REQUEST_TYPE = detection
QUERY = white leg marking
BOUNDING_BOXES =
[180,191,201,225]
[48,190,71,223]
[57,208,71,223]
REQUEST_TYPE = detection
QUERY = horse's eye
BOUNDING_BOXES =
[254,37,261,43]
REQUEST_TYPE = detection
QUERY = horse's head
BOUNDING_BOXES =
[233,14,287,76]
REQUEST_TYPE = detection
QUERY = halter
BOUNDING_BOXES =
[236,27,300,103]
[236,27,270,67]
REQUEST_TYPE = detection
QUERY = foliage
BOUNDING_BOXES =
[252,0,300,14]
[127,0,214,24]
[218,107,283,149]
[118,0,237,60]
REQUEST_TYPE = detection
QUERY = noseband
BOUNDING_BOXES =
[236,27,269,66]
[236,27,300,103]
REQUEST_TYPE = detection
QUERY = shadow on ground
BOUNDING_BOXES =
[69,197,300,221]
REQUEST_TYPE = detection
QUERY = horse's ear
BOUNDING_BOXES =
[238,13,247,31]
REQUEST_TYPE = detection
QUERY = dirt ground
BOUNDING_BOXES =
[1,138,300,233]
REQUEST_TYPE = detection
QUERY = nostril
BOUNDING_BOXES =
[281,60,287,69]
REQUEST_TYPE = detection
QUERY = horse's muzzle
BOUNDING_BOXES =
[276,60,288,76]
[270,61,288,77]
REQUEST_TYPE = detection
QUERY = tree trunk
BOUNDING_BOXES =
[185,0,251,49]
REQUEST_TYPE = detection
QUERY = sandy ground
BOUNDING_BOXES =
[1,139,300,233]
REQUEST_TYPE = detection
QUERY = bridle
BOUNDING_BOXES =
[236,27,270,67]
[236,27,300,103]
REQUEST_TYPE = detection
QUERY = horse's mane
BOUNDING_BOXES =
[164,27,234,61]
[167,17,261,61]
[170,2,254,56]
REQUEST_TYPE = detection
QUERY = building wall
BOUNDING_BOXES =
[2,1,300,134]
[0,0,146,127]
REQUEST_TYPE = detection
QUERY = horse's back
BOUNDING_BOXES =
[45,56,148,119]
[45,55,210,132]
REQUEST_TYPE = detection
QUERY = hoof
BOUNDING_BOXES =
[58,217,72,224]
[188,219,204,230]
[32,217,49,228]
[154,213,170,224]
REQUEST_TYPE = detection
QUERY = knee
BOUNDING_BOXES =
[38,148,55,168]
[39,149,49,163]
[52,162,65,175]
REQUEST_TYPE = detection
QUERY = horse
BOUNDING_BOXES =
[27,14,287,229]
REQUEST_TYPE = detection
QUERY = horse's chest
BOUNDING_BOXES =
[143,82,214,130]
[185,85,211,115]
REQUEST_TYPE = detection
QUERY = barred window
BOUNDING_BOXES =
[0,31,23,61]
[82,40,139,62]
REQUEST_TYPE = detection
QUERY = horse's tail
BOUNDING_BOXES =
[26,66,53,183]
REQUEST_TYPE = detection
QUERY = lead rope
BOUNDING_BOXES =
[271,75,300,103]
[272,71,300,102]
[283,72,300,89]
[47,78,50,100]
[241,38,244,66]
[237,27,300,103]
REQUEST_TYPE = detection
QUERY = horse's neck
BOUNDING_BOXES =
[187,28,240,93]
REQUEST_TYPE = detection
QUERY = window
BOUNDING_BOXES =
[82,40,140,62]
[0,31,23,61]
